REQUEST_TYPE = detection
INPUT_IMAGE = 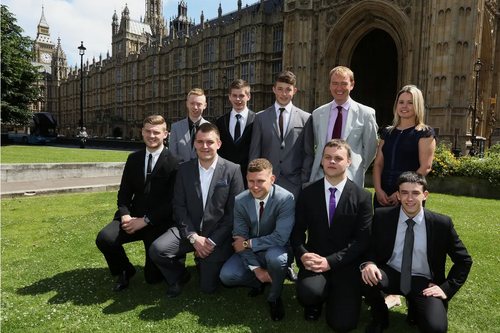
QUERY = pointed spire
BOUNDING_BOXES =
[39,5,50,28]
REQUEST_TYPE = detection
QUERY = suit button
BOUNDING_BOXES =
[279,161,282,163]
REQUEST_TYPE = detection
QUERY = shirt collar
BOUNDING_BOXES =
[198,155,218,172]
[255,188,271,206]
[399,207,425,226]
[231,108,249,119]
[333,98,351,111]
[274,101,293,113]
[324,176,347,195]
[147,146,164,157]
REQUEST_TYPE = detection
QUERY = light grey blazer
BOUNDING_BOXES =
[249,105,311,198]
[169,117,210,162]
[303,99,378,187]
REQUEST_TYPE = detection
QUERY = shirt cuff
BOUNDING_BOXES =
[248,265,259,271]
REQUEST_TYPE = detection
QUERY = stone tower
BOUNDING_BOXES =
[33,6,55,64]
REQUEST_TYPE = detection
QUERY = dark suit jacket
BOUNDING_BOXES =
[173,156,245,262]
[216,110,255,179]
[115,147,182,227]
[291,178,373,270]
[367,206,472,301]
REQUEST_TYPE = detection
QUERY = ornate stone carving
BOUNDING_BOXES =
[326,11,338,27]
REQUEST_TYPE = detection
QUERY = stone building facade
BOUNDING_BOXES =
[32,0,500,151]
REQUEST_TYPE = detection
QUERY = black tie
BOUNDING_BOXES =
[400,218,416,295]
[190,124,197,148]
[234,114,242,142]
[259,201,264,221]
[279,108,285,142]
[144,153,153,195]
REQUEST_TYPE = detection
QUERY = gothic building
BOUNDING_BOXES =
[32,0,500,151]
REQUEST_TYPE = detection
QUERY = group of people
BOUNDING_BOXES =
[95,67,472,333]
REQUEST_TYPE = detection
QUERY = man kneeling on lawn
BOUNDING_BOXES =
[362,171,473,333]
[220,158,295,321]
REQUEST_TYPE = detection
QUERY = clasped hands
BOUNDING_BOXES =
[300,252,330,273]
[121,215,147,234]
[191,234,215,259]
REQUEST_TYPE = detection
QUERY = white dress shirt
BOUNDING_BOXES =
[229,108,249,140]
[323,176,347,223]
[144,146,163,179]
[274,102,293,138]
[326,98,351,142]
[198,156,218,211]
[247,192,271,271]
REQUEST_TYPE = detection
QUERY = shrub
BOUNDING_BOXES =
[431,142,459,178]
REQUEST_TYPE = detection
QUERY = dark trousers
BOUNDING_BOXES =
[296,264,361,333]
[362,264,448,333]
[95,219,168,283]
[149,227,225,294]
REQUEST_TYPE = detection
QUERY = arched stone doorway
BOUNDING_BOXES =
[113,127,123,138]
[350,29,398,130]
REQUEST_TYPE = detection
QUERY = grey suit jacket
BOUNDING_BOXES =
[303,99,378,187]
[233,184,295,267]
[249,105,311,193]
[169,117,210,162]
[173,156,245,262]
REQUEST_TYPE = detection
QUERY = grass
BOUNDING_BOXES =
[0,146,131,163]
[1,190,499,332]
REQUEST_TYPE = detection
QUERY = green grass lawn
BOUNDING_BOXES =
[0,146,131,163]
[1,190,499,332]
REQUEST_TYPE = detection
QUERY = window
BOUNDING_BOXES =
[177,77,182,94]
[153,58,157,74]
[152,82,156,97]
[273,26,283,52]
[202,71,209,90]
[164,55,169,73]
[191,74,198,89]
[96,75,99,88]
[116,68,122,83]
[132,65,135,80]
[226,36,235,60]
[179,50,182,69]
[225,67,235,82]
[192,48,199,67]
[241,62,254,84]
[95,94,99,106]
[131,106,135,120]
[116,88,122,102]
[241,29,255,54]
[272,61,282,78]
[208,97,213,116]
[210,70,214,89]
[203,39,214,63]
[132,86,135,101]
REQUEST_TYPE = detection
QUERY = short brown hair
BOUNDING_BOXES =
[229,79,250,96]
[329,66,355,83]
[247,158,273,173]
[196,123,220,140]
[398,171,427,192]
[323,139,351,159]
[187,88,205,99]
[275,71,297,86]
[143,115,167,131]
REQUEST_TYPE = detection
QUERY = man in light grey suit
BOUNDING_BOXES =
[169,88,210,161]
[150,123,245,297]
[303,66,378,187]
[249,71,311,199]
[220,158,295,321]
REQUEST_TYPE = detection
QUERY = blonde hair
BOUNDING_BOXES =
[187,88,205,99]
[143,115,166,131]
[329,66,354,83]
[388,85,427,133]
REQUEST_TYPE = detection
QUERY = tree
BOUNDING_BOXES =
[1,5,42,125]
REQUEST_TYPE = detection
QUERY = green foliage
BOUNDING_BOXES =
[0,146,131,163]
[431,142,460,178]
[1,5,43,125]
[488,142,500,156]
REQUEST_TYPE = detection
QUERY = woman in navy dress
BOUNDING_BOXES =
[373,85,436,209]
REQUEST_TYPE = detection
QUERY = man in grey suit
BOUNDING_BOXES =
[220,158,295,321]
[303,66,378,187]
[169,88,210,161]
[150,123,245,297]
[249,71,311,199]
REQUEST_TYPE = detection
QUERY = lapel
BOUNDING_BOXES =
[266,106,281,141]
[260,185,276,224]
[284,106,296,139]
[222,113,231,141]
[387,207,401,251]
[424,209,435,265]
[343,100,359,140]
[181,118,191,145]
[149,147,167,179]
[190,159,203,211]
[207,157,226,205]
[318,102,333,142]
[244,191,258,227]
[240,110,255,142]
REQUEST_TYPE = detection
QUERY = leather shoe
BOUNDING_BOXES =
[268,296,285,321]
[286,263,298,282]
[304,306,321,321]
[248,284,266,297]
[165,270,191,298]
[113,267,136,291]
[365,322,388,333]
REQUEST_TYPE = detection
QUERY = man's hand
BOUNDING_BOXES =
[232,236,247,253]
[253,267,272,283]
[192,235,215,258]
[121,216,146,234]
[301,253,330,273]
[361,263,382,286]
[422,283,447,299]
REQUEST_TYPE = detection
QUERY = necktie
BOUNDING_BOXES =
[279,108,285,142]
[234,114,242,142]
[328,187,337,227]
[400,218,416,295]
[259,201,265,221]
[190,123,197,148]
[332,106,343,139]
[146,153,153,179]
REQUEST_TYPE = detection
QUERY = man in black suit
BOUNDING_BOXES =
[216,79,255,184]
[96,115,182,291]
[291,139,373,332]
[361,172,472,333]
[150,123,245,297]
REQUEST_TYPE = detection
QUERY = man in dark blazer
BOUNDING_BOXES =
[169,88,210,162]
[216,79,255,184]
[96,115,182,291]
[150,123,245,297]
[361,172,472,333]
[249,71,310,199]
[220,158,295,321]
[291,139,373,332]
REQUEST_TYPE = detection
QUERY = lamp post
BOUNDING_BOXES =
[472,58,482,153]
[78,41,86,129]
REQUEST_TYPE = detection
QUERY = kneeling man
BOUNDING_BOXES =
[220,158,295,321]
[362,172,472,333]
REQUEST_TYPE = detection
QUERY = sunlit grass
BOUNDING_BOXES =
[1,146,130,163]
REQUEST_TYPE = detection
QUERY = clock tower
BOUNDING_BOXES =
[33,6,55,64]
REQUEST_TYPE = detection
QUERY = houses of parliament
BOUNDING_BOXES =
[31,0,500,151]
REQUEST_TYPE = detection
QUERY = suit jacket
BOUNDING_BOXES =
[233,184,295,267]
[303,99,378,187]
[169,117,210,162]
[367,206,472,301]
[115,147,182,227]
[249,105,311,186]
[291,178,373,271]
[216,110,255,179]
[173,156,245,262]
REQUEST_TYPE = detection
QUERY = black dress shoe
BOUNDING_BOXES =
[304,306,321,321]
[165,271,191,298]
[365,322,388,333]
[113,267,136,292]
[248,284,266,297]
[268,296,285,321]
[286,263,298,282]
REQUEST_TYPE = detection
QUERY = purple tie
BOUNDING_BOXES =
[332,106,343,139]
[328,187,337,227]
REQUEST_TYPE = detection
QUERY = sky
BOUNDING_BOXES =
[4,0,254,66]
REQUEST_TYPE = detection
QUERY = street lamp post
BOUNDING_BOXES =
[472,58,482,154]
[78,41,86,129]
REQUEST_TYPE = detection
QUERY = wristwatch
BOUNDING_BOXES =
[144,216,151,225]
[242,240,249,248]
[190,234,198,244]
